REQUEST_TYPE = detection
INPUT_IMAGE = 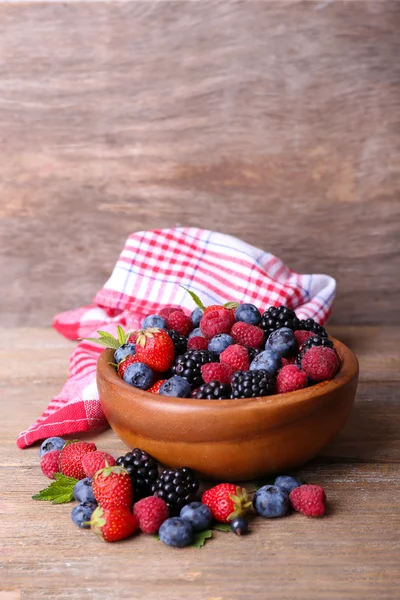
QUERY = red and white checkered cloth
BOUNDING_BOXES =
[17,227,336,449]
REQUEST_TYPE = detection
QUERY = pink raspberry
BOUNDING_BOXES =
[301,346,339,381]
[220,344,249,371]
[230,322,265,349]
[159,306,184,318]
[133,496,169,534]
[281,356,297,366]
[187,336,209,351]
[289,484,326,517]
[294,330,314,347]
[276,365,308,393]
[40,450,62,479]
[201,362,235,384]
[200,308,233,339]
[165,311,193,336]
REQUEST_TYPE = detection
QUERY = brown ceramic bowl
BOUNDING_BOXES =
[97,338,359,481]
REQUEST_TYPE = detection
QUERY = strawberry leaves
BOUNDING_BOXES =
[32,473,78,504]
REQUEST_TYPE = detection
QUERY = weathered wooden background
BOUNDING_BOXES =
[1,0,399,326]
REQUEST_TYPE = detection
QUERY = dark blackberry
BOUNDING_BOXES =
[296,335,334,365]
[171,349,217,388]
[260,306,300,336]
[152,467,199,513]
[167,329,187,356]
[231,369,276,398]
[115,448,159,500]
[248,347,262,362]
[195,381,231,400]
[296,318,327,338]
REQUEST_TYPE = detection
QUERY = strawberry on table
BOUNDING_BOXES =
[59,441,97,480]
[90,506,138,542]
[92,464,133,510]
[81,451,116,478]
[131,328,175,372]
[202,483,251,523]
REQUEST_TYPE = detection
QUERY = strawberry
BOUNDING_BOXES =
[59,441,97,480]
[40,449,62,479]
[90,506,138,542]
[92,464,133,509]
[81,451,116,478]
[147,379,167,394]
[118,354,140,378]
[202,484,251,523]
[132,328,175,372]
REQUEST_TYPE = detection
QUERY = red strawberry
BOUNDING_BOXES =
[187,336,209,351]
[289,484,326,517]
[147,379,167,394]
[92,464,133,509]
[166,311,193,337]
[133,328,175,372]
[230,322,265,349]
[40,449,62,479]
[59,441,97,480]
[118,354,140,378]
[90,506,138,542]
[81,451,116,478]
[133,496,169,534]
[201,362,235,385]
[220,344,249,371]
[202,484,251,523]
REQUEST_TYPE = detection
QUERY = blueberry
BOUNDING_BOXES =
[250,348,281,375]
[114,343,136,364]
[180,502,212,532]
[188,327,204,340]
[274,475,301,495]
[253,485,289,518]
[159,517,193,547]
[230,517,249,536]
[208,334,234,355]
[142,315,167,329]
[235,303,261,326]
[71,502,97,529]
[73,478,96,503]
[39,436,65,457]
[266,327,296,358]
[159,376,192,398]
[123,362,154,390]
[191,308,203,328]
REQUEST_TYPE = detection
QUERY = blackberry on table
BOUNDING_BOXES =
[231,369,276,398]
[297,335,334,365]
[195,381,231,400]
[166,329,187,356]
[296,318,327,338]
[172,349,217,388]
[260,306,300,336]
[152,467,199,513]
[116,448,159,500]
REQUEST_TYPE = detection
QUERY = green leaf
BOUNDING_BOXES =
[32,473,78,504]
[213,523,231,532]
[192,529,213,548]
[154,534,160,541]
[117,325,126,346]
[179,285,206,311]
[224,301,240,310]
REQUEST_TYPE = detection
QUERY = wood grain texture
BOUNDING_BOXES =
[1,326,400,599]
[0,1,399,327]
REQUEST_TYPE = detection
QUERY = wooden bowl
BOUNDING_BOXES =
[97,338,359,481]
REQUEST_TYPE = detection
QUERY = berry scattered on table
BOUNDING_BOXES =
[141,314,167,330]
[289,484,326,517]
[234,303,262,326]
[180,502,213,531]
[220,344,249,371]
[201,362,234,385]
[276,365,308,394]
[123,361,154,390]
[194,381,231,399]
[159,517,193,548]
[59,441,97,480]
[230,516,249,536]
[230,322,265,349]
[90,506,138,542]
[152,467,199,513]
[274,475,302,495]
[73,478,96,503]
[82,451,116,478]
[231,369,276,398]
[159,375,192,398]
[266,327,297,358]
[40,449,62,479]
[40,437,65,458]
[133,496,169,534]
[115,448,159,500]
[202,484,251,523]
[92,464,133,510]
[252,485,289,518]
[208,333,234,355]
[300,346,339,381]
[114,342,136,365]
[71,501,97,529]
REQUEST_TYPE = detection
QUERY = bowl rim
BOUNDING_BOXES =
[97,336,359,411]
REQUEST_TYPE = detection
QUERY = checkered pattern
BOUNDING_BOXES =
[17,227,335,449]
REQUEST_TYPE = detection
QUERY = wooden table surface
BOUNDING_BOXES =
[1,325,399,600]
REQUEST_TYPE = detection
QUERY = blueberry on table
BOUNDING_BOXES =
[73,478,96,504]
[71,502,97,528]
[274,475,301,495]
[252,485,289,518]
[180,502,213,531]
[159,517,193,547]
[39,436,65,457]
[230,517,249,536]
[114,343,136,365]
[234,303,262,326]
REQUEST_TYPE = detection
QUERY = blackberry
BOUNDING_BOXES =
[116,448,159,500]
[171,349,217,388]
[152,467,199,513]
[231,369,276,398]
[167,329,187,356]
[260,306,300,336]
[248,347,262,363]
[296,335,334,365]
[296,318,327,338]
[194,381,231,400]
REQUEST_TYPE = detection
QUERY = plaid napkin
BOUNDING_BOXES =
[17,227,335,449]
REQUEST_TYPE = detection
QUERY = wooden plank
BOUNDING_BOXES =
[0,1,399,327]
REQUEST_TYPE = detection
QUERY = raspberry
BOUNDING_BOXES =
[187,336,209,351]
[166,311,193,337]
[201,362,234,384]
[133,496,170,534]
[294,330,314,347]
[147,379,167,393]
[281,356,297,366]
[200,308,233,339]
[230,322,265,349]
[276,365,308,393]
[289,484,326,517]
[220,344,249,371]
[159,307,184,318]
[300,346,339,381]
[40,449,61,479]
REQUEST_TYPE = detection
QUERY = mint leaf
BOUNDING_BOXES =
[192,529,213,548]
[213,523,231,532]
[117,325,126,346]
[179,285,206,311]
[32,473,78,504]
[224,301,240,310]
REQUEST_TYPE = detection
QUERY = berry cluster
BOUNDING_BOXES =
[102,300,339,400]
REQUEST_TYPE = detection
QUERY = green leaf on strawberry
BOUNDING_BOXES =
[32,473,78,504]
[82,327,130,350]
[192,529,213,548]
[224,301,240,310]
[179,285,206,311]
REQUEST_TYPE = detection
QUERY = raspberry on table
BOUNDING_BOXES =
[289,484,326,517]
[200,307,234,339]
[230,322,265,349]
[201,362,234,385]
[276,365,308,394]
[40,449,62,479]
[133,496,169,534]
[231,369,276,398]
[300,346,339,381]
[220,344,249,371]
